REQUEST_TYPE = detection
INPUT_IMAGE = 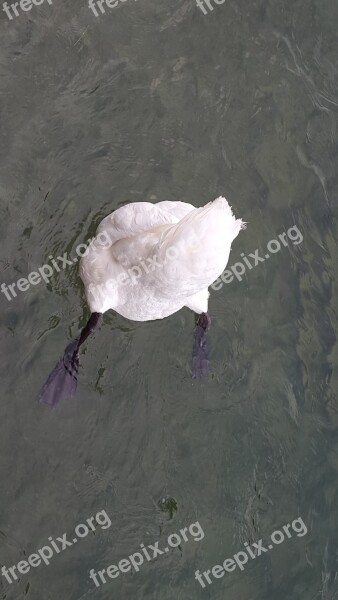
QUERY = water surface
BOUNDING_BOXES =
[1,0,338,599]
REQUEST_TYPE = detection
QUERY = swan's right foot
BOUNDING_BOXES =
[192,312,211,379]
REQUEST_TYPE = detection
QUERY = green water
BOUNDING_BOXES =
[0,0,338,599]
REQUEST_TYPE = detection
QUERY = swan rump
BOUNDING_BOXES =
[80,196,245,319]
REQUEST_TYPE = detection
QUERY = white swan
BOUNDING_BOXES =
[39,197,245,406]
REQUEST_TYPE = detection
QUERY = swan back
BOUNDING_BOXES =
[80,197,245,318]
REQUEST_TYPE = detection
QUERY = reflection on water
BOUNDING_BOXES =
[0,0,338,599]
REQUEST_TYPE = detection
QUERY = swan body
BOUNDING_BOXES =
[39,196,245,406]
[80,197,245,321]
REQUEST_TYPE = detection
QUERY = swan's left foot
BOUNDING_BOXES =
[39,340,79,407]
[39,312,103,407]
[192,312,211,379]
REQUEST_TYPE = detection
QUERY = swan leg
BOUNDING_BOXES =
[192,311,211,379]
[196,312,211,330]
